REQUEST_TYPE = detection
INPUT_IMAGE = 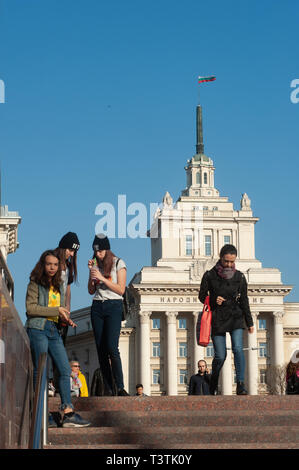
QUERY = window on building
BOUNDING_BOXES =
[204,235,212,256]
[203,206,209,211]
[260,369,267,384]
[179,342,187,357]
[153,369,160,384]
[179,318,187,329]
[212,206,218,211]
[224,235,231,245]
[206,342,214,358]
[258,319,267,330]
[153,342,160,357]
[185,235,192,256]
[152,318,160,329]
[204,173,208,184]
[179,369,188,385]
[259,342,267,358]
[196,172,201,184]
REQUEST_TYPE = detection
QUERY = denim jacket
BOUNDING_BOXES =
[25,281,65,330]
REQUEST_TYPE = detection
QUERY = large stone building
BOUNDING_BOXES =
[66,103,299,396]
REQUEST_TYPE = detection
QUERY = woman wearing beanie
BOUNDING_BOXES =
[198,244,254,395]
[88,234,129,396]
[54,232,80,341]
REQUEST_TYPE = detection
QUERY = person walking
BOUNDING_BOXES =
[25,249,90,427]
[188,360,211,395]
[88,234,129,396]
[198,244,254,395]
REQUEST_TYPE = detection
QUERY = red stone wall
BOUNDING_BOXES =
[0,278,33,448]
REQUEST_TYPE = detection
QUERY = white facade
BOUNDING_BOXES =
[65,104,299,395]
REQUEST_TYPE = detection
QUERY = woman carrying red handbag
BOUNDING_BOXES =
[198,244,254,395]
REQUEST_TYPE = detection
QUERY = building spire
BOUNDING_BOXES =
[196,104,204,155]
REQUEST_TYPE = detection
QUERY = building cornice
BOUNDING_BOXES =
[131,283,292,297]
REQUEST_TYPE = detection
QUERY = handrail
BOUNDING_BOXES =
[0,250,14,300]
[28,352,48,449]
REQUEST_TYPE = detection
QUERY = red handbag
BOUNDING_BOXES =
[196,296,212,347]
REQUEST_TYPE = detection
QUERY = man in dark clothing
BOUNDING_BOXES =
[188,360,211,395]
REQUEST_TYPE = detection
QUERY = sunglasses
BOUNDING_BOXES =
[72,365,80,368]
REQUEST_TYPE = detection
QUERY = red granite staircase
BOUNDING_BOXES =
[45,396,299,449]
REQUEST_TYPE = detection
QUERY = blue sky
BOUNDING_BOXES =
[0,0,298,322]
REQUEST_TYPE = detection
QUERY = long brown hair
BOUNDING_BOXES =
[30,250,62,292]
[54,247,78,283]
[93,250,117,278]
[286,360,299,378]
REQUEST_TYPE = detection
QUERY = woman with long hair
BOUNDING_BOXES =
[25,249,90,427]
[88,234,129,396]
[199,244,254,395]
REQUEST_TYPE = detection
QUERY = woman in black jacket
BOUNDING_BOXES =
[199,244,254,395]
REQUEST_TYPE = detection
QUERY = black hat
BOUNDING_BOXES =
[59,232,80,250]
[92,233,110,251]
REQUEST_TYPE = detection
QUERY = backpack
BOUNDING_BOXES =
[286,374,299,395]
[116,258,130,321]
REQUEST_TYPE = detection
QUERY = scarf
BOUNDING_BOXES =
[215,260,236,280]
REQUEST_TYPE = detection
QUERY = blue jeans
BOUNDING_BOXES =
[91,299,124,392]
[27,320,73,410]
[211,328,245,387]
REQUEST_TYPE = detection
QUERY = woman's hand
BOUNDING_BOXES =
[216,296,226,305]
[248,326,254,334]
[58,307,77,328]
[90,267,105,283]
[88,259,94,270]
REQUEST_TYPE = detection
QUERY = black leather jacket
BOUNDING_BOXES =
[199,266,253,336]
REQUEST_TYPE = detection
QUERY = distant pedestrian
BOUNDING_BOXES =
[188,360,211,395]
[70,361,89,397]
[199,244,254,395]
[88,234,129,396]
[25,249,90,427]
[286,353,299,395]
[135,384,147,397]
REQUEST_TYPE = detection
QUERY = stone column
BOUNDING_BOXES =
[165,311,178,395]
[247,313,258,395]
[139,311,151,396]
[220,333,232,395]
[273,311,285,367]
[192,311,205,373]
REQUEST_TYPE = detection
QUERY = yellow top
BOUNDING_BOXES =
[47,286,60,322]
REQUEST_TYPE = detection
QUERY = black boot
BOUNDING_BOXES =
[236,381,248,395]
[117,388,130,396]
[209,376,218,395]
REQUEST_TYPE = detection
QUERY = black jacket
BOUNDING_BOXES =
[198,266,253,336]
[188,372,211,395]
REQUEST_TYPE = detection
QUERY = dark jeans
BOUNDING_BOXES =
[91,299,124,393]
[211,328,245,390]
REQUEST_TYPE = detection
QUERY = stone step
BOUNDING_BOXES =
[50,409,299,427]
[49,395,299,413]
[44,442,299,449]
[47,425,299,447]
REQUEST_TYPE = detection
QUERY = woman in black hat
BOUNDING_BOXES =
[54,232,80,342]
[88,234,129,396]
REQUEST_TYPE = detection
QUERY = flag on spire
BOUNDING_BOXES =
[198,75,216,84]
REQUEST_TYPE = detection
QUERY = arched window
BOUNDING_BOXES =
[196,172,201,184]
[204,173,208,184]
